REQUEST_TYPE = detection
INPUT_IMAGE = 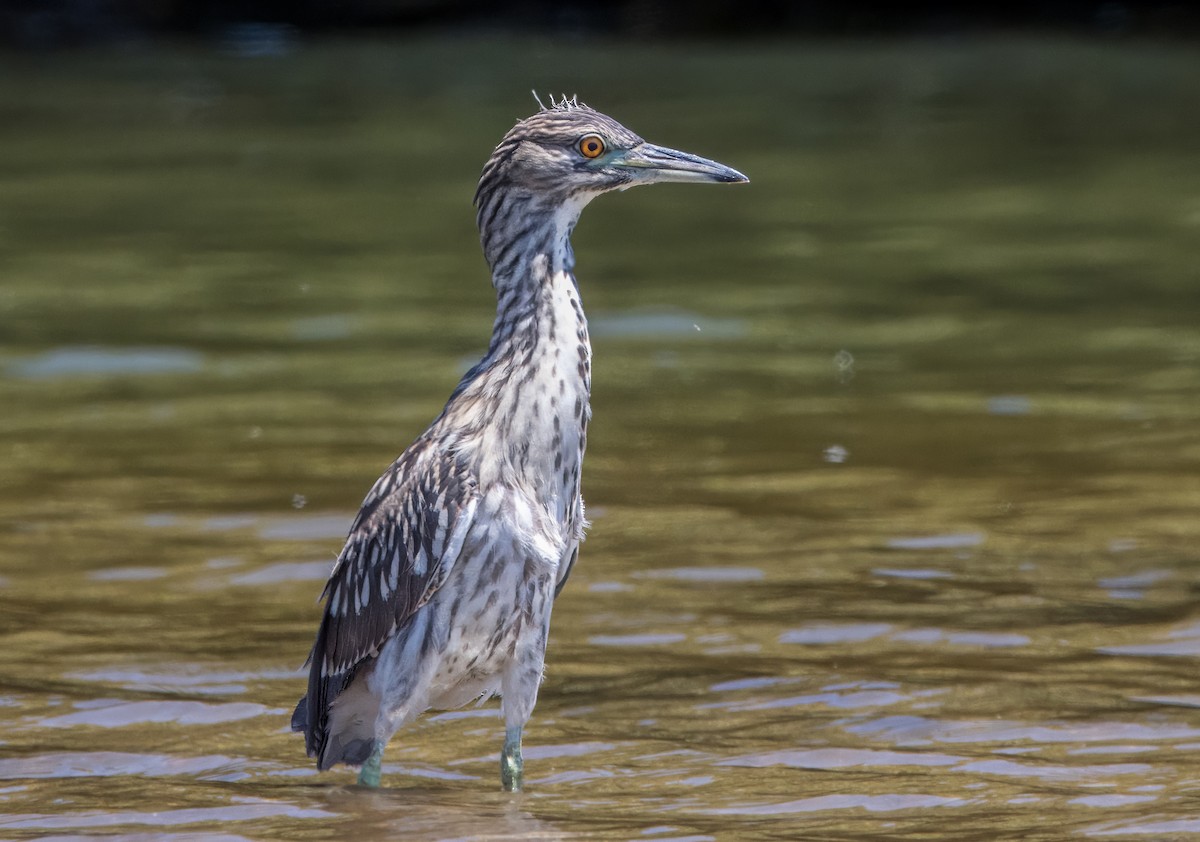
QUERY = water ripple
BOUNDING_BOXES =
[956,758,1152,781]
[1086,817,1200,837]
[636,567,764,583]
[0,751,263,780]
[717,748,965,769]
[589,311,745,340]
[230,560,332,585]
[66,667,297,695]
[710,689,910,712]
[0,801,334,830]
[590,633,687,647]
[257,514,351,541]
[886,533,985,550]
[847,715,1200,745]
[38,700,277,728]
[7,346,204,380]
[890,628,1030,648]
[88,566,169,582]
[1071,794,1158,807]
[780,623,893,644]
[873,567,954,580]
[701,794,967,815]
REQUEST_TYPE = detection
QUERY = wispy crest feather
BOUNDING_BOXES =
[531,91,585,112]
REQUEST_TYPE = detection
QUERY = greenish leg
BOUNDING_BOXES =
[357,743,383,788]
[500,725,523,792]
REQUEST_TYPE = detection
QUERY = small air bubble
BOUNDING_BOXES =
[248,426,262,439]
[292,494,307,509]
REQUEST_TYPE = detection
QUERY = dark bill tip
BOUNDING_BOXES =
[715,167,750,184]
[617,142,749,186]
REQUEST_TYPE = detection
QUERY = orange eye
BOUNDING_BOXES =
[578,135,605,159]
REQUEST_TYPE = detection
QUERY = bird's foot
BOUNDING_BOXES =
[357,743,383,788]
[500,726,523,792]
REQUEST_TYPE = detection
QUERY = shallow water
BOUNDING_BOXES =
[2,36,1200,840]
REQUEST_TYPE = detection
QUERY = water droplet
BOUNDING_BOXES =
[823,444,849,464]
[833,349,855,383]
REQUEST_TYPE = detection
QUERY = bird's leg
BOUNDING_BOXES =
[357,743,383,788]
[500,725,524,791]
[499,618,548,792]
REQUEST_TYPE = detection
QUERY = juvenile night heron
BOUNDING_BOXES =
[291,96,747,791]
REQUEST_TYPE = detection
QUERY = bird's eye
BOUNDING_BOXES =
[578,135,606,159]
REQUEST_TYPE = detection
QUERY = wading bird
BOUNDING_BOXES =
[292,96,747,791]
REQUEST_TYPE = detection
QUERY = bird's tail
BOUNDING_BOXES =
[290,697,308,734]
[291,676,381,770]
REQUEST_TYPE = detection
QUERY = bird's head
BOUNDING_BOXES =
[474,96,748,214]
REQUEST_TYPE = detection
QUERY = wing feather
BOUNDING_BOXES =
[294,438,479,763]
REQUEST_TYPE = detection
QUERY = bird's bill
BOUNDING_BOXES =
[614,142,749,185]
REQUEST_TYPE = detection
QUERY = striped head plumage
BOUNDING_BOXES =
[475,95,748,207]
[473,95,748,274]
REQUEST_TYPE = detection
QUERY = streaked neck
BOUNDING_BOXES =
[454,192,592,497]
[479,191,591,290]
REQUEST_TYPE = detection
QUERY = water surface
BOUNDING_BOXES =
[1,36,1199,841]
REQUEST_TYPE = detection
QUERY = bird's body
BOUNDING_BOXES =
[292,97,745,790]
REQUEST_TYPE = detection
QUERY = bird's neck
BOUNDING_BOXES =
[449,195,593,505]
[479,192,588,288]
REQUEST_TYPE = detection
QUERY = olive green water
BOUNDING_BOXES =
[2,36,1200,841]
